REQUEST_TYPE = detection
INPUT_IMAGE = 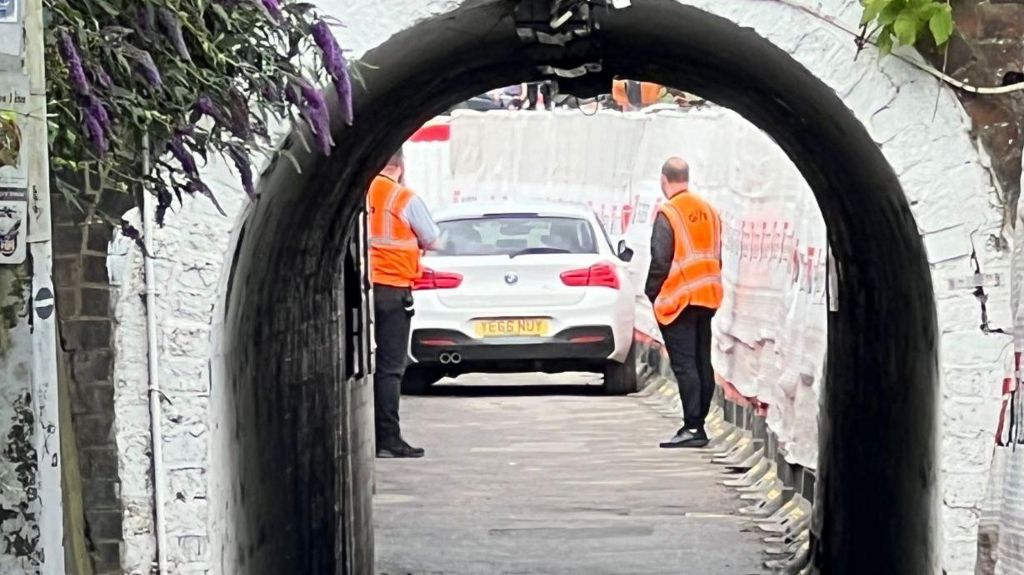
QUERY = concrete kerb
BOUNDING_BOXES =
[634,371,814,571]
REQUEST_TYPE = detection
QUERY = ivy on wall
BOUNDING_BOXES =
[858,0,955,54]
[44,0,353,227]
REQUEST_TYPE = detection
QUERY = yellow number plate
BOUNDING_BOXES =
[474,318,550,338]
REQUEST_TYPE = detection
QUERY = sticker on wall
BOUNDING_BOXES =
[0,188,26,264]
[0,74,28,188]
[0,0,17,23]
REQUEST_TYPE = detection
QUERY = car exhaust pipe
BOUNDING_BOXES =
[449,352,462,364]
[439,352,451,364]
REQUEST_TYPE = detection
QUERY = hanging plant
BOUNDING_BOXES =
[43,0,355,228]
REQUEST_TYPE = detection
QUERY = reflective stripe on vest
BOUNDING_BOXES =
[654,192,723,325]
[370,181,419,249]
[368,176,421,287]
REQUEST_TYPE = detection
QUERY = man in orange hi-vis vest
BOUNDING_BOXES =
[645,157,723,449]
[368,147,443,458]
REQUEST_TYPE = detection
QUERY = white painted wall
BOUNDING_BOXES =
[108,152,246,573]
[103,1,1012,573]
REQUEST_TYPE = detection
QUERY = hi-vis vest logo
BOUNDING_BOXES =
[688,209,709,224]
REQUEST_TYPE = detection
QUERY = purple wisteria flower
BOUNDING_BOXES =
[82,113,108,155]
[226,90,251,139]
[158,8,193,62]
[134,51,163,88]
[86,96,111,132]
[91,65,112,90]
[57,31,90,97]
[227,145,256,199]
[155,187,173,227]
[190,95,222,125]
[137,6,155,34]
[310,20,353,125]
[299,82,332,156]
[261,81,282,103]
[168,135,198,175]
[196,95,216,116]
[260,0,281,18]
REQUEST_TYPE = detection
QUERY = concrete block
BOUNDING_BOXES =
[54,255,81,289]
[85,447,119,480]
[80,286,112,318]
[86,223,114,254]
[53,226,84,256]
[88,509,124,541]
[62,319,113,351]
[91,541,122,574]
[82,480,122,511]
[82,253,110,284]
[72,385,115,416]
[72,349,114,385]
[76,412,115,447]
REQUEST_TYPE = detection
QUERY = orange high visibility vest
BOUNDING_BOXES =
[612,80,629,107]
[654,191,723,325]
[640,82,664,105]
[612,80,665,108]
[367,175,422,287]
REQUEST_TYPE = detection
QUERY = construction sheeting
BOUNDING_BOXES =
[440,108,827,469]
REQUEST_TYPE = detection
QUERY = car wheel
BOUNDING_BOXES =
[603,343,638,395]
[401,366,440,395]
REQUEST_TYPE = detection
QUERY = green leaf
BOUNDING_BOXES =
[877,29,895,55]
[893,11,919,45]
[878,0,905,25]
[93,0,119,17]
[210,3,232,28]
[861,0,892,25]
[929,4,954,46]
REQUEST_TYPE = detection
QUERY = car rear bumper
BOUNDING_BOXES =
[410,326,616,367]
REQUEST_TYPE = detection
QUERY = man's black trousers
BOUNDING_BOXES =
[661,306,717,430]
[373,284,412,446]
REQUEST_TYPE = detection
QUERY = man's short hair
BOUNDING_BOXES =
[387,147,404,168]
[661,157,689,183]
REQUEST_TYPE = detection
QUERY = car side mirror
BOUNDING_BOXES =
[617,239,634,262]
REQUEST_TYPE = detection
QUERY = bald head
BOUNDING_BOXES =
[660,157,690,198]
[662,157,689,183]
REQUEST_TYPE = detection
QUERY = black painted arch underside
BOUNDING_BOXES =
[224,1,938,573]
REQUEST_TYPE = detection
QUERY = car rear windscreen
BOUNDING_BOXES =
[432,215,598,256]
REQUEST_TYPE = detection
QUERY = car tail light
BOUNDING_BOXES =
[413,268,463,290]
[560,263,620,289]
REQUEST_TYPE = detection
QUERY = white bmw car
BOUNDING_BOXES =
[404,200,638,394]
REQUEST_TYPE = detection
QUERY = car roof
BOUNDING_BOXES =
[433,199,596,221]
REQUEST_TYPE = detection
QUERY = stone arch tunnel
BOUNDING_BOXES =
[212,1,942,573]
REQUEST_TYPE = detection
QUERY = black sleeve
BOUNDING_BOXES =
[645,213,674,303]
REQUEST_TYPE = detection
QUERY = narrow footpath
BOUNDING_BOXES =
[375,373,765,575]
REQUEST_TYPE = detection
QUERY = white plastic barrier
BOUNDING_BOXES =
[448,107,826,468]
[404,119,453,209]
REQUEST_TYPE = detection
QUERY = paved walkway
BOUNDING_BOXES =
[374,373,765,575]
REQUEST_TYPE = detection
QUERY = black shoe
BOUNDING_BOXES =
[376,439,425,459]
[659,427,709,448]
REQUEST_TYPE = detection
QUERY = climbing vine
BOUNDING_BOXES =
[43,0,353,227]
[858,0,955,55]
